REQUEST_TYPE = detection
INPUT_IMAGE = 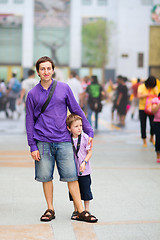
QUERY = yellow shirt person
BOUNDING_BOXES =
[138,83,158,110]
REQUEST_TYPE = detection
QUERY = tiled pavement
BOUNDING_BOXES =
[0,105,160,240]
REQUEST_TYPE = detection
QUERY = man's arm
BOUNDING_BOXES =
[66,85,94,138]
[26,94,38,152]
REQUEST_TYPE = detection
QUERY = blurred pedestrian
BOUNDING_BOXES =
[26,56,97,223]
[110,75,122,123]
[137,76,158,147]
[18,69,39,105]
[0,79,7,114]
[86,75,105,130]
[130,78,141,119]
[151,93,160,163]
[67,71,83,107]
[66,114,97,222]
[116,77,128,127]
[81,76,91,114]
[6,72,21,119]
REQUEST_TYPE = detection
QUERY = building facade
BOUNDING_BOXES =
[0,0,160,82]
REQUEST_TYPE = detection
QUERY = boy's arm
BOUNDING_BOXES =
[79,149,92,173]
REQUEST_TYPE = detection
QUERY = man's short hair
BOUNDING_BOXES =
[70,71,77,78]
[12,73,17,78]
[28,69,35,77]
[66,114,82,129]
[36,56,55,72]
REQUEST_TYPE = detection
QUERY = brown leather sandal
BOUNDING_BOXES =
[71,211,78,220]
[76,211,98,223]
[40,209,55,222]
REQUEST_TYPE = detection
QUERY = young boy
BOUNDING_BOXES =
[66,114,97,222]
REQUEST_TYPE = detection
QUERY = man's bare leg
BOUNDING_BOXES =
[40,181,55,221]
[68,181,84,213]
[43,181,54,210]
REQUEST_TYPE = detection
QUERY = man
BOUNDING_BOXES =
[67,71,83,106]
[19,69,39,104]
[26,56,97,223]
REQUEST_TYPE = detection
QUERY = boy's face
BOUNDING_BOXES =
[37,61,54,82]
[68,120,82,137]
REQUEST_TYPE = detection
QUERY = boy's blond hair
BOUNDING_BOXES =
[66,114,82,129]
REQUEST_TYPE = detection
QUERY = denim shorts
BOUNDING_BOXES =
[35,141,78,182]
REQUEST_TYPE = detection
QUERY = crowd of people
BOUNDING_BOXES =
[0,70,39,119]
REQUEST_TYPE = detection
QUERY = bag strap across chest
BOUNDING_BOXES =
[71,134,81,158]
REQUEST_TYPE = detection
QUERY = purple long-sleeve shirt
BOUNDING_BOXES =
[26,79,94,152]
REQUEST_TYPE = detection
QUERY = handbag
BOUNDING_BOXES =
[89,98,102,113]
[36,80,57,121]
[144,95,155,115]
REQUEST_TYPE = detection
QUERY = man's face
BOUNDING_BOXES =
[37,61,54,82]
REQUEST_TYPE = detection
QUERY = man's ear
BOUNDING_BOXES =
[36,70,40,77]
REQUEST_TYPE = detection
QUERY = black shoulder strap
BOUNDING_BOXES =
[71,134,81,158]
[35,80,57,122]
[41,80,57,114]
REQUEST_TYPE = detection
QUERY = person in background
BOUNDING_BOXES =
[116,77,128,127]
[67,71,84,107]
[0,79,7,115]
[6,72,21,119]
[109,75,122,123]
[151,93,160,163]
[137,76,158,147]
[66,114,98,222]
[81,76,91,115]
[86,75,105,130]
[131,78,141,120]
[18,69,39,105]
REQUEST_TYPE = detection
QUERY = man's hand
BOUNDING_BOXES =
[31,150,40,161]
[88,137,93,149]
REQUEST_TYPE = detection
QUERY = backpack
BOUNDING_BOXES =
[12,79,21,93]
[88,84,102,113]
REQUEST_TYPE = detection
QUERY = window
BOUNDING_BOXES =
[13,0,24,3]
[121,54,129,58]
[82,0,92,5]
[0,0,8,3]
[141,0,153,6]
[138,53,144,67]
[97,0,108,6]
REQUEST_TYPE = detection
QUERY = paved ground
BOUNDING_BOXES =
[0,103,160,240]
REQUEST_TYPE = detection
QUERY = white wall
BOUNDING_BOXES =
[116,0,152,79]
[0,0,34,69]
[70,0,156,80]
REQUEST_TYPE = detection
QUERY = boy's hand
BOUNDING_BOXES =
[80,161,86,173]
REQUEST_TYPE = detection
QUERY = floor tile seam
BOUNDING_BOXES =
[97,219,160,226]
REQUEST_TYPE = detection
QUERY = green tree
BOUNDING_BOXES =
[82,18,108,84]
